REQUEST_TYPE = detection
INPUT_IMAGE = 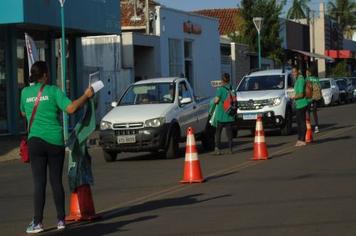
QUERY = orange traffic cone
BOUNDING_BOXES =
[66,184,99,221]
[305,118,313,143]
[252,116,269,160]
[180,127,204,183]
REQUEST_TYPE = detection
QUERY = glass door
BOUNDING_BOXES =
[0,33,7,133]
[17,39,47,132]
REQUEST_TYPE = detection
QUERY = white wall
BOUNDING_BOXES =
[81,35,133,122]
[155,7,221,98]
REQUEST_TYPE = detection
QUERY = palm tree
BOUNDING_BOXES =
[327,0,356,39]
[287,0,310,20]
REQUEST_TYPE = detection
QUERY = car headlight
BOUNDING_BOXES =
[269,97,281,106]
[100,121,112,130]
[145,117,165,128]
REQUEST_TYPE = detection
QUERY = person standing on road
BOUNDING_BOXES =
[305,67,321,133]
[20,61,94,234]
[291,67,308,147]
[212,73,235,155]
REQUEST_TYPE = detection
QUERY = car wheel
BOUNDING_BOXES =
[165,127,180,159]
[201,123,215,151]
[281,110,292,136]
[103,149,117,162]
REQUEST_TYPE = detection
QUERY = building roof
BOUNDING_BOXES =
[121,0,159,28]
[193,8,239,35]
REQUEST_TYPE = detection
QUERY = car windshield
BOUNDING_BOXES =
[119,82,175,105]
[237,75,285,92]
[336,80,346,90]
[320,80,330,89]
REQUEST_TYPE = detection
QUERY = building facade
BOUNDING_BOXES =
[0,0,120,135]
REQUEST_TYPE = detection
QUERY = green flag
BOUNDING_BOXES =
[67,99,96,192]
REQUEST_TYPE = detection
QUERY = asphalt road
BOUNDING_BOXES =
[1,103,356,236]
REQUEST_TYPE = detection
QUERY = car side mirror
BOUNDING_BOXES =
[111,101,118,107]
[180,97,192,105]
[331,85,336,89]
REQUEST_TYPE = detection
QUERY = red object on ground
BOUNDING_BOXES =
[305,118,313,143]
[180,127,204,183]
[253,116,269,160]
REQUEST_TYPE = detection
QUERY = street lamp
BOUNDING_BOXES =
[59,0,68,142]
[253,17,263,69]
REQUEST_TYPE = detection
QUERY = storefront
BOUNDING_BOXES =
[0,0,120,135]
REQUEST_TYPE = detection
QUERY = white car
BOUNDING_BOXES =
[320,78,340,106]
[235,69,295,136]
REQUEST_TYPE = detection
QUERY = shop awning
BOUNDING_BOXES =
[290,49,335,62]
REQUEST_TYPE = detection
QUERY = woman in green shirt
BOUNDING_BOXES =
[213,73,235,155]
[20,61,94,233]
[291,67,308,147]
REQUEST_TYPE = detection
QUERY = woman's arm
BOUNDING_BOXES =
[66,87,94,114]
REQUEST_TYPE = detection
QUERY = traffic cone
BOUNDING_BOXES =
[305,118,313,143]
[66,184,99,221]
[180,127,204,183]
[252,116,269,160]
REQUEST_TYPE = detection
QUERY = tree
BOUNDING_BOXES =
[330,60,351,77]
[287,0,310,20]
[327,0,356,39]
[231,0,286,65]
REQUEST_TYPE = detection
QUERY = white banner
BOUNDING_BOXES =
[24,33,39,76]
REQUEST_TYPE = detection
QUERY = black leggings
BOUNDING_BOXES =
[296,106,307,142]
[28,137,65,224]
[215,122,233,150]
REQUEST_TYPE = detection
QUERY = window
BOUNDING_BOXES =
[168,39,183,77]
[178,81,192,101]
[238,75,285,92]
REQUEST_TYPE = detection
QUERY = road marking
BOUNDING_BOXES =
[97,123,356,221]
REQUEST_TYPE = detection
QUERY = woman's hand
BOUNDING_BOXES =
[85,87,94,98]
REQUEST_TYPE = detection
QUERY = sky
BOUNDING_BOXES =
[155,0,323,16]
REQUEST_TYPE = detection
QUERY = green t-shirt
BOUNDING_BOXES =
[294,75,308,109]
[214,85,235,123]
[20,82,72,146]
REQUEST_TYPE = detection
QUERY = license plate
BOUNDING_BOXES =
[117,135,136,144]
[243,113,257,120]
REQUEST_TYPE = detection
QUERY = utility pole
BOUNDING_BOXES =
[145,0,150,34]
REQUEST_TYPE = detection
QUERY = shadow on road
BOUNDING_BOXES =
[46,215,157,236]
[46,193,231,236]
[314,135,352,144]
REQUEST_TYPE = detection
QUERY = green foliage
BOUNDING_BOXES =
[327,0,356,38]
[287,0,310,20]
[330,60,351,77]
[231,0,286,65]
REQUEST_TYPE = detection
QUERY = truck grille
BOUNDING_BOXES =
[113,122,144,129]
[238,99,271,110]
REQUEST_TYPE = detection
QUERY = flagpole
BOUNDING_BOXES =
[59,0,68,142]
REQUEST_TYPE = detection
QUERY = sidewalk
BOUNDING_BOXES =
[0,135,21,162]
[0,131,100,162]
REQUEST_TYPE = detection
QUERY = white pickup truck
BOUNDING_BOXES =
[99,77,215,162]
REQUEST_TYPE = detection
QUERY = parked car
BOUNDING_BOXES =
[99,78,214,162]
[346,77,356,101]
[234,69,294,136]
[319,78,340,106]
[335,78,353,103]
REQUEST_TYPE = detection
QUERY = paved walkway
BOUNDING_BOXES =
[0,132,100,162]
